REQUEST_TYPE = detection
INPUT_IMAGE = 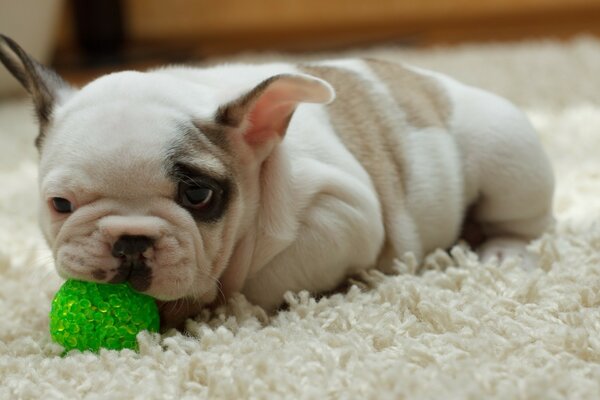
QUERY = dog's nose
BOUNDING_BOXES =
[111,235,154,260]
[110,235,154,290]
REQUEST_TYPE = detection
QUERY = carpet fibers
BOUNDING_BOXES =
[2,37,600,399]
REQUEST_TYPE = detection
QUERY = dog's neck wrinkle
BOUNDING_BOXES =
[216,150,282,297]
[219,224,258,297]
[247,144,298,278]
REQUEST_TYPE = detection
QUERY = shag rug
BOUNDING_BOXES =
[2,37,600,399]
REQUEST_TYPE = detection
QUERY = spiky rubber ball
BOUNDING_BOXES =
[49,280,160,352]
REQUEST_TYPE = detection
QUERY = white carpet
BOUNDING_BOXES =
[2,37,600,399]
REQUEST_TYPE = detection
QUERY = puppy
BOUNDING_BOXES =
[0,35,554,329]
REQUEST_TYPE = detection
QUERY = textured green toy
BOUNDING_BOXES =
[49,280,160,352]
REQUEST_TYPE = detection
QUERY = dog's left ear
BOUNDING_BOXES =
[216,73,335,160]
[0,34,74,145]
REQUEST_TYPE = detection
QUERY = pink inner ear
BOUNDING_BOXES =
[243,80,314,145]
[245,100,296,145]
[235,74,334,150]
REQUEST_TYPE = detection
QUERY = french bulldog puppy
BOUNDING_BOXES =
[0,35,554,329]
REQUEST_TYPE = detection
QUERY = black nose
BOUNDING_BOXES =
[111,235,154,260]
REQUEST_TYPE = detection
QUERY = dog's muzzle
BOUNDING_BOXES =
[110,235,154,291]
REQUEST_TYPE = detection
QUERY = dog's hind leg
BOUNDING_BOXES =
[446,80,555,266]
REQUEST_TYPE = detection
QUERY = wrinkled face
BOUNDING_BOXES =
[0,34,335,304]
[38,72,251,302]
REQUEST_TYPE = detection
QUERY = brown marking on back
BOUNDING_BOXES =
[300,64,412,269]
[301,64,407,185]
[364,58,451,130]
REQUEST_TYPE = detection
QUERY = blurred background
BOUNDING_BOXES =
[2,0,600,95]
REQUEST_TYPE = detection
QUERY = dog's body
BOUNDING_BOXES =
[0,36,554,328]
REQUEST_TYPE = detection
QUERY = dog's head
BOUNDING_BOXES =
[0,35,334,302]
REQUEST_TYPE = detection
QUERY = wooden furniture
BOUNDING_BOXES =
[54,0,600,83]
[122,0,600,54]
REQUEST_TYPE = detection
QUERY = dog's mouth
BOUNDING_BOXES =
[58,229,193,299]
[110,252,153,292]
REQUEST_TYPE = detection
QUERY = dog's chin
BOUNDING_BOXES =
[55,255,205,301]
[57,269,202,303]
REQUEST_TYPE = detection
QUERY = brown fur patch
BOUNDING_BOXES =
[192,121,232,154]
[169,122,233,178]
[301,60,453,267]
[301,64,407,186]
[300,64,411,268]
[364,58,451,129]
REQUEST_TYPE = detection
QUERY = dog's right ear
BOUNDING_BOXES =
[0,34,74,145]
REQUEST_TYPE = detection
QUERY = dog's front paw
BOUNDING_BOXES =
[478,237,538,270]
[156,298,206,332]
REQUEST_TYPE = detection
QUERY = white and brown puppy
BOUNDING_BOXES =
[0,35,554,328]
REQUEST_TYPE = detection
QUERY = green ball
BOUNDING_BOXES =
[49,280,160,352]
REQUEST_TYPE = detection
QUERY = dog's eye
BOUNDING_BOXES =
[173,164,228,222]
[180,185,214,209]
[51,197,73,213]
